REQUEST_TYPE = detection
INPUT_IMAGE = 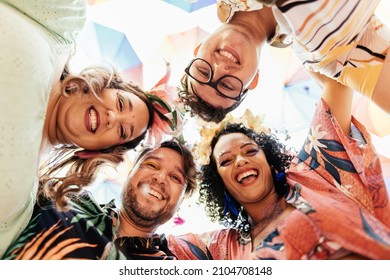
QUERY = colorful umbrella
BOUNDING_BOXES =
[71,22,143,86]
[147,26,209,85]
[163,0,216,13]
[268,46,310,86]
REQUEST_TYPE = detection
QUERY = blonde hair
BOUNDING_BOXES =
[38,145,127,210]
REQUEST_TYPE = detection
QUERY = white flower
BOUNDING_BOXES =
[308,124,327,152]
[193,109,270,166]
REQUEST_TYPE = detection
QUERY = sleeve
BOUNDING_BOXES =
[167,229,250,260]
[292,98,390,227]
[0,0,86,258]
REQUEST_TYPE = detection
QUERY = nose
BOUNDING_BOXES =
[235,155,248,168]
[106,110,133,129]
[213,62,230,77]
[152,169,168,185]
[106,110,117,129]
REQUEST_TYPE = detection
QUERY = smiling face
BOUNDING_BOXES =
[55,88,150,150]
[121,147,187,229]
[188,24,260,109]
[212,132,274,206]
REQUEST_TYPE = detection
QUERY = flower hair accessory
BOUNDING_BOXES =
[145,63,187,145]
[217,0,264,23]
[193,109,270,165]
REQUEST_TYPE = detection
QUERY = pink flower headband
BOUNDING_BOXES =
[145,63,187,145]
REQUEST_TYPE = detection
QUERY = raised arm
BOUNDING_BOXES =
[309,71,353,135]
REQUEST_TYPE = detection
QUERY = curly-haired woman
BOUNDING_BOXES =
[191,72,390,259]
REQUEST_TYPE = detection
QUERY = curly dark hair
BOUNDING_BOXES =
[178,74,244,123]
[198,123,293,229]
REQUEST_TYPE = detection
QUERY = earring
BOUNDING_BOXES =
[64,82,79,94]
[237,209,251,233]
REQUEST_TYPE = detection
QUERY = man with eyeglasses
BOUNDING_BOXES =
[178,5,267,123]
[181,57,256,123]
[179,0,390,123]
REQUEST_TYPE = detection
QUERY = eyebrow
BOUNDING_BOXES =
[129,125,134,140]
[127,95,133,111]
[145,155,185,179]
[218,143,256,158]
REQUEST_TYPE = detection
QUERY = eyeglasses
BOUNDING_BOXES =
[184,58,246,101]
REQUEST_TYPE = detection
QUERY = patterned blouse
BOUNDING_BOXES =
[169,98,390,260]
[1,193,213,260]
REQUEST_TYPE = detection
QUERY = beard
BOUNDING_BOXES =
[121,181,177,228]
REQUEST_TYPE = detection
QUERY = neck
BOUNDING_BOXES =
[245,192,292,240]
[40,81,61,154]
[118,210,157,238]
[229,7,277,44]
[41,80,62,155]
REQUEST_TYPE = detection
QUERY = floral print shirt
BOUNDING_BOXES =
[169,98,390,260]
[252,98,390,259]
[1,193,210,260]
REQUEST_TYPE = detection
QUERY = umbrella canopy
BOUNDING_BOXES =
[163,0,216,13]
[70,22,143,86]
[147,26,209,85]
[268,46,311,86]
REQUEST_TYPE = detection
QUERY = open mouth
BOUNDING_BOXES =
[140,183,165,201]
[86,106,100,133]
[149,189,163,200]
[219,50,238,63]
[218,47,240,64]
[236,169,258,184]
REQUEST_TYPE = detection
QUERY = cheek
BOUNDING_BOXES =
[217,167,233,188]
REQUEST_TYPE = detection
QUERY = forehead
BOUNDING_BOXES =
[213,132,255,155]
[144,147,184,167]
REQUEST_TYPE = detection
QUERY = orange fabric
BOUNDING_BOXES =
[250,98,390,259]
[168,99,390,260]
[168,229,251,260]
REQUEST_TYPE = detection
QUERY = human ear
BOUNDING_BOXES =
[248,70,259,90]
[193,42,202,56]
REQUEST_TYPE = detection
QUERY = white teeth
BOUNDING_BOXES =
[219,50,238,63]
[237,170,258,183]
[149,189,163,200]
[89,108,97,132]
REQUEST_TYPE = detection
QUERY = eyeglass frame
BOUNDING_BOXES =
[184,58,248,102]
